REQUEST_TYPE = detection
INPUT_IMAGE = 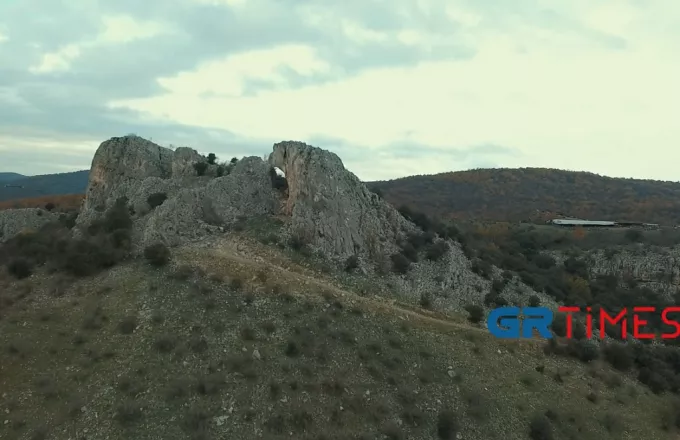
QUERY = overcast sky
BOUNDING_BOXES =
[1,1,678,181]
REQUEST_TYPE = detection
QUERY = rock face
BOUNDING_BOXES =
[552,246,680,297]
[142,157,279,247]
[70,135,545,313]
[269,141,412,260]
[75,135,279,248]
[0,209,59,242]
[76,135,174,229]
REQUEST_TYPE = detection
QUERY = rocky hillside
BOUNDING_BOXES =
[367,168,680,225]
[68,135,549,311]
[3,135,680,439]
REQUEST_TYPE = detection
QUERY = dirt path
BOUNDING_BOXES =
[176,238,544,347]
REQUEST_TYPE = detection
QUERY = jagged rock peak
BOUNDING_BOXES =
[269,140,413,260]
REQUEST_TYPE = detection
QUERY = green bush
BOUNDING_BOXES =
[144,243,171,267]
[465,304,485,324]
[426,241,449,261]
[344,255,359,272]
[147,192,168,209]
[529,413,553,440]
[7,258,32,279]
[602,342,634,371]
[193,162,208,176]
[391,253,411,274]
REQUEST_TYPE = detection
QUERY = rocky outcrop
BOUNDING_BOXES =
[0,208,59,242]
[69,135,548,313]
[269,141,413,260]
[141,157,278,247]
[75,135,279,249]
[551,246,680,297]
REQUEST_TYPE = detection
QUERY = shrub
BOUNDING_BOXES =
[567,339,599,363]
[436,409,459,439]
[118,316,137,335]
[193,162,208,176]
[529,413,553,440]
[344,255,359,272]
[391,253,411,274]
[465,304,485,324]
[147,192,168,208]
[602,342,634,371]
[426,241,449,261]
[400,243,418,262]
[44,202,55,211]
[144,243,171,267]
[207,153,217,165]
[7,258,32,279]
[419,293,432,309]
[528,295,541,307]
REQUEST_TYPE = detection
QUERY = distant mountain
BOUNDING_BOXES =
[0,172,26,182]
[367,168,680,225]
[0,170,89,202]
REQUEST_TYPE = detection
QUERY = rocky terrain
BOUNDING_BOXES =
[0,208,59,242]
[66,135,548,312]
[2,134,680,440]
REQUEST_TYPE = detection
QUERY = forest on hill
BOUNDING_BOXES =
[367,168,680,225]
[0,170,88,202]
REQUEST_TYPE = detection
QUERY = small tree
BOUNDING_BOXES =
[465,304,485,324]
[344,255,359,272]
[230,157,238,164]
[207,153,217,165]
[144,243,171,267]
[193,162,208,176]
[528,295,541,307]
[44,202,56,211]
[391,253,411,274]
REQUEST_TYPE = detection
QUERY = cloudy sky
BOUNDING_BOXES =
[1,0,678,181]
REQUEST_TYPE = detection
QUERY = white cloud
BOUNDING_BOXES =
[156,45,331,97]
[97,15,168,44]
[112,18,680,180]
[7,0,680,182]
[29,43,82,73]
[28,15,169,73]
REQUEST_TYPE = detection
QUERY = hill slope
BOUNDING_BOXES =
[0,170,88,202]
[1,233,675,440]
[0,173,25,182]
[367,168,680,225]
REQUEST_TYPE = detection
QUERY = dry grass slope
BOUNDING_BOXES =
[0,194,84,212]
[0,234,677,440]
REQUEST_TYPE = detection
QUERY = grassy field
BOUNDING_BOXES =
[1,235,677,440]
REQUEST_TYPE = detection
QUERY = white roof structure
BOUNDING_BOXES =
[550,219,616,226]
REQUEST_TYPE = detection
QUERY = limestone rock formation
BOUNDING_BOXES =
[269,141,413,260]
[75,135,279,249]
[172,147,204,178]
[142,157,279,247]
[0,208,59,242]
[76,135,174,229]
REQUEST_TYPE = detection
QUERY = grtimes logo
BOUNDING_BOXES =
[487,306,680,340]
